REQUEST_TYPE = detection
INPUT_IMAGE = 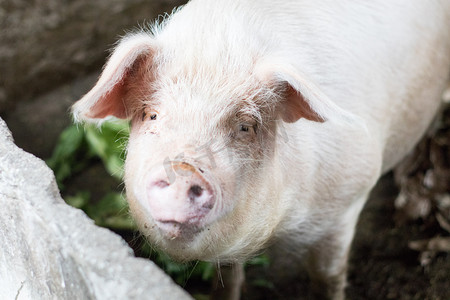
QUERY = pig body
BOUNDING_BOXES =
[73,0,450,299]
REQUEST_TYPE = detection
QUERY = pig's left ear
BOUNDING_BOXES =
[72,33,157,122]
[256,62,354,123]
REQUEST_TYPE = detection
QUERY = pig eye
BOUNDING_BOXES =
[141,110,158,121]
[239,125,250,132]
[238,124,256,134]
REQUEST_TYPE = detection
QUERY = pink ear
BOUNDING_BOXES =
[256,61,354,124]
[72,33,156,122]
[282,85,324,123]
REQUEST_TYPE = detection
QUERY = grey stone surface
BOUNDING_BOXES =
[3,72,99,159]
[0,0,186,114]
[0,118,192,300]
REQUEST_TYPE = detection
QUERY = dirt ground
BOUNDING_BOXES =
[346,174,449,300]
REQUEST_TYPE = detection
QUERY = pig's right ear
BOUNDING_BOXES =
[256,61,358,124]
[72,33,156,122]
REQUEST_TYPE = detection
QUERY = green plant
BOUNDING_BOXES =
[47,121,129,189]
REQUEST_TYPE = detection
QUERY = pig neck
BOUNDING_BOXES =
[273,119,381,245]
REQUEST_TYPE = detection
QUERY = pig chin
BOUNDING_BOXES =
[131,200,226,262]
[147,203,215,243]
[153,220,201,241]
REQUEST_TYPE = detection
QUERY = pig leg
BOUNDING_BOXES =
[306,247,348,300]
[210,263,245,300]
[306,197,367,300]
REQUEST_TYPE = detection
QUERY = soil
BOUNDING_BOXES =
[346,174,449,300]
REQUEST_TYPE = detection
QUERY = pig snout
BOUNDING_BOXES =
[145,162,216,239]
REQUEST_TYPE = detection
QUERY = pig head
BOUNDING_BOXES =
[72,29,357,262]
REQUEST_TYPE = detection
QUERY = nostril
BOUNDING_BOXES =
[154,180,170,188]
[188,184,203,200]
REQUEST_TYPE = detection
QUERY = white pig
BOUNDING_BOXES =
[72,0,450,299]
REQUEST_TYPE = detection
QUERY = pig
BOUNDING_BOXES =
[72,0,450,299]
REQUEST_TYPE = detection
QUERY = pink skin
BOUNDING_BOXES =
[145,162,216,240]
[127,128,240,246]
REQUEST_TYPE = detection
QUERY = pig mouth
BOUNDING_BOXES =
[154,220,204,241]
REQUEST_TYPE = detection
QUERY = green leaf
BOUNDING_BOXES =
[46,125,87,188]
[192,294,210,300]
[88,192,135,231]
[250,278,275,289]
[198,261,215,281]
[48,125,85,164]
[65,191,90,209]
[85,126,109,158]
[84,121,129,179]
[246,254,270,267]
